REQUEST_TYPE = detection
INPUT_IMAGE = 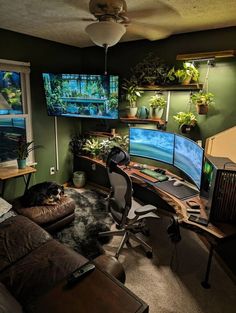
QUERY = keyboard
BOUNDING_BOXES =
[140,169,168,182]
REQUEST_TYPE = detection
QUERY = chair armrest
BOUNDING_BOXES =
[134,204,157,216]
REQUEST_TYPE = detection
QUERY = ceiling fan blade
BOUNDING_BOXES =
[65,0,89,13]
[128,22,171,41]
[127,3,179,20]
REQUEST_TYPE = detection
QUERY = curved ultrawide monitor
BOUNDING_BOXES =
[129,128,174,165]
[174,134,204,189]
[42,73,119,120]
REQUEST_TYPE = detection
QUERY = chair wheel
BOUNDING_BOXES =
[146,251,153,258]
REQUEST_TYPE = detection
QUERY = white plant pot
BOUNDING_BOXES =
[153,108,164,119]
[128,107,138,118]
[73,171,86,188]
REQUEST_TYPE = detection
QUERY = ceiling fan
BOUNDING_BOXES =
[77,0,178,47]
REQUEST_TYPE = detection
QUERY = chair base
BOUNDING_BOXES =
[99,229,153,259]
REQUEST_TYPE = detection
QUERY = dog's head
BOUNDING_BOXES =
[46,182,64,202]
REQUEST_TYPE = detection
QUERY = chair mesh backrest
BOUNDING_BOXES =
[107,167,132,213]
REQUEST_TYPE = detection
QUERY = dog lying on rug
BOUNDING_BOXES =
[21,181,65,207]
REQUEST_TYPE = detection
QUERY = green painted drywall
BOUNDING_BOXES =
[81,27,236,146]
[0,29,83,200]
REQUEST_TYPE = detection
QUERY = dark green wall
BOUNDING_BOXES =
[0,29,83,199]
[1,27,236,198]
[81,27,236,145]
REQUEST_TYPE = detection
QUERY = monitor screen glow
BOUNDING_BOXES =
[129,128,175,165]
[174,135,203,188]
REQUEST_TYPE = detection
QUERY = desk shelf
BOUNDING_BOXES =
[120,117,166,127]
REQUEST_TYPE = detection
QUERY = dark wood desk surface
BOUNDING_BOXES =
[34,266,149,313]
[77,156,236,244]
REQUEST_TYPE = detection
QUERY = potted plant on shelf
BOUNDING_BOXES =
[122,78,143,117]
[82,138,102,159]
[167,62,199,85]
[16,136,42,169]
[190,90,214,114]
[173,111,197,133]
[148,93,166,118]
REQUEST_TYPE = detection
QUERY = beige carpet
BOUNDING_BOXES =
[103,200,236,313]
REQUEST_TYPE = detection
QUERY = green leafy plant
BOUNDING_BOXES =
[167,62,199,84]
[190,91,214,106]
[122,78,143,108]
[69,134,87,156]
[82,138,102,157]
[148,94,166,109]
[16,136,42,160]
[173,112,197,127]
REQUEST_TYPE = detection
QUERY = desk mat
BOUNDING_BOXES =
[155,180,199,200]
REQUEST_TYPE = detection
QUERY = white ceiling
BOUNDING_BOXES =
[0,0,236,48]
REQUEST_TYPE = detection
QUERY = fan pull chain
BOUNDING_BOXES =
[104,44,108,75]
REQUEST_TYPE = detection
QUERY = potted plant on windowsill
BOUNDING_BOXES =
[173,111,197,133]
[122,78,143,118]
[148,93,166,119]
[190,90,214,114]
[16,136,42,169]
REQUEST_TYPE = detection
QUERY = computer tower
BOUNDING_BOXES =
[200,155,236,223]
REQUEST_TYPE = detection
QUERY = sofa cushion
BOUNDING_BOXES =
[0,239,88,308]
[14,196,75,225]
[0,215,51,273]
[0,282,23,313]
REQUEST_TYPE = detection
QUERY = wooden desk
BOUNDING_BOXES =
[33,266,149,313]
[0,166,36,197]
[74,156,236,288]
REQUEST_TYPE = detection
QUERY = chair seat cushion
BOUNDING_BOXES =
[14,196,75,226]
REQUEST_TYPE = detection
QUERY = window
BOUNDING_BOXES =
[0,59,33,166]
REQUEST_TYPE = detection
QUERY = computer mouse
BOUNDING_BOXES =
[173,180,182,187]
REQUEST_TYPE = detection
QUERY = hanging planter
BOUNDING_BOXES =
[180,124,194,134]
[173,112,197,134]
[190,91,214,115]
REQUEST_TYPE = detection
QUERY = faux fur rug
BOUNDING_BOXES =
[54,188,113,259]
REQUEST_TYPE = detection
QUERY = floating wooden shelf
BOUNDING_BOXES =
[120,117,166,125]
[137,84,203,91]
[86,131,114,137]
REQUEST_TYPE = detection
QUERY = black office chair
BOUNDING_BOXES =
[99,147,159,259]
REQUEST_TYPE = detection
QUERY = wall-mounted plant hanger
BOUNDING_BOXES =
[176,50,236,61]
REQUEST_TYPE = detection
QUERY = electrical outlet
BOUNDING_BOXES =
[50,167,55,175]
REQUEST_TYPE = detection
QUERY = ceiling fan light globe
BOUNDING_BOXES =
[85,21,126,47]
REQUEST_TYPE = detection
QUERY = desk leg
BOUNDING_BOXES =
[23,173,32,194]
[0,181,6,197]
[201,243,214,289]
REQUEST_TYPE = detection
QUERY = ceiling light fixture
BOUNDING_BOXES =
[85,21,126,74]
[85,21,126,48]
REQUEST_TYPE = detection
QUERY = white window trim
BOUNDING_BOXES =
[0,59,34,167]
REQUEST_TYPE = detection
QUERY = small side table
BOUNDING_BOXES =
[33,266,149,313]
[0,166,36,197]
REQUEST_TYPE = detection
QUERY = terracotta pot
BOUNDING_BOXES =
[182,75,192,85]
[153,108,164,119]
[196,104,208,115]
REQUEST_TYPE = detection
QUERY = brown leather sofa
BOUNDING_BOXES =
[0,215,125,312]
